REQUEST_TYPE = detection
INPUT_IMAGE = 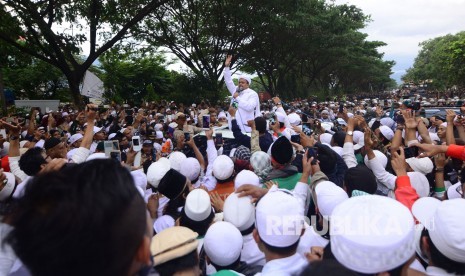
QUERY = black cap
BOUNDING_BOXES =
[44,137,61,150]
[271,136,293,165]
[158,169,187,200]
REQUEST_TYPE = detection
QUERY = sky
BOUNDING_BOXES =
[334,0,465,82]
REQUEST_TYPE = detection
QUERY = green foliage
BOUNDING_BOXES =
[403,31,465,89]
[0,0,170,105]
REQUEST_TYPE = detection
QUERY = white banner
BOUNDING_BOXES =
[81,71,104,99]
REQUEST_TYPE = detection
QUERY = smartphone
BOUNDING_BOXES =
[132,136,141,151]
[184,132,190,141]
[339,103,344,113]
[404,147,419,159]
[215,132,223,146]
[302,123,313,136]
[203,115,210,129]
[104,141,114,157]
[110,150,122,163]
[307,147,319,165]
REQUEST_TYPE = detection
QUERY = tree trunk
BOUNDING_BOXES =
[0,65,7,116]
[67,72,83,108]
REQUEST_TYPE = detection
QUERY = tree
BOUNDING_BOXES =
[0,0,170,105]
[99,49,173,104]
[137,0,253,101]
[402,32,465,89]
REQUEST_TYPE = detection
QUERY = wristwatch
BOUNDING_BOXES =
[347,131,353,136]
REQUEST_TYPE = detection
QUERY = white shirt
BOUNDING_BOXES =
[193,140,217,191]
[241,233,266,267]
[426,266,457,276]
[0,223,16,275]
[256,253,308,276]
[297,224,329,258]
[224,67,260,133]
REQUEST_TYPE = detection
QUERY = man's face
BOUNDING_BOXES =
[238,78,249,91]
[176,115,186,128]
[48,142,67,159]
[142,144,152,154]
[321,113,328,119]
[73,138,83,148]
[94,131,105,141]
[53,132,61,139]
[210,113,217,123]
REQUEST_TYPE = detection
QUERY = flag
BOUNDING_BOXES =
[81,71,104,99]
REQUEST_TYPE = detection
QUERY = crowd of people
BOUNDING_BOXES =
[0,56,464,276]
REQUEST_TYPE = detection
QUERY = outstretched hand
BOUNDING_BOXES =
[225,55,232,67]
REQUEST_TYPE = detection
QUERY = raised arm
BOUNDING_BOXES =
[223,55,237,95]
[445,109,456,145]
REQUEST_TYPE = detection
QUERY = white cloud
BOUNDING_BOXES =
[335,0,465,80]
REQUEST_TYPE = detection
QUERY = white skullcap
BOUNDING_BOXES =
[352,131,364,144]
[276,112,286,123]
[184,189,212,221]
[153,215,175,234]
[212,155,234,180]
[131,169,147,192]
[412,198,465,263]
[319,133,333,145]
[407,172,429,198]
[204,221,243,266]
[234,170,260,190]
[169,151,187,172]
[331,195,415,274]
[406,157,434,175]
[336,118,347,126]
[155,124,163,131]
[379,125,394,141]
[238,75,251,85]
[321,110,329,115]
[287,113,301,126]
[446,182,462,199]
[223,193,255,231]
[168,122,178,129]
[108,133,117,140]
[440,122,447,128]
[92,126,103,135]
[255,190,305,247]
[218,111,227,119]
[153,142,162,152]
[68,133,83,145]
[147,157,171,188]
[315,181,348,220]
[364,150,387,169]
[380,117,395,129]
[0,172,16,201]
[85,152,107,161]
[156,131,163,139]
[180,157,201,181]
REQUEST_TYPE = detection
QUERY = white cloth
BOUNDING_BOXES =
[0,223,16,275]
[297,224,329,258]
[193,140,217,191]
[257,253,307,276]
[241,233,266,267]
[8,156,28,182]
[426,266,457,276]
[342,142,358,169]
[224,67,260,133]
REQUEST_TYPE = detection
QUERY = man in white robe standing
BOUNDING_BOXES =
[223,55,260,133]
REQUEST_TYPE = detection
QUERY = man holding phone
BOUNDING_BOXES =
[224,55,260,133]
